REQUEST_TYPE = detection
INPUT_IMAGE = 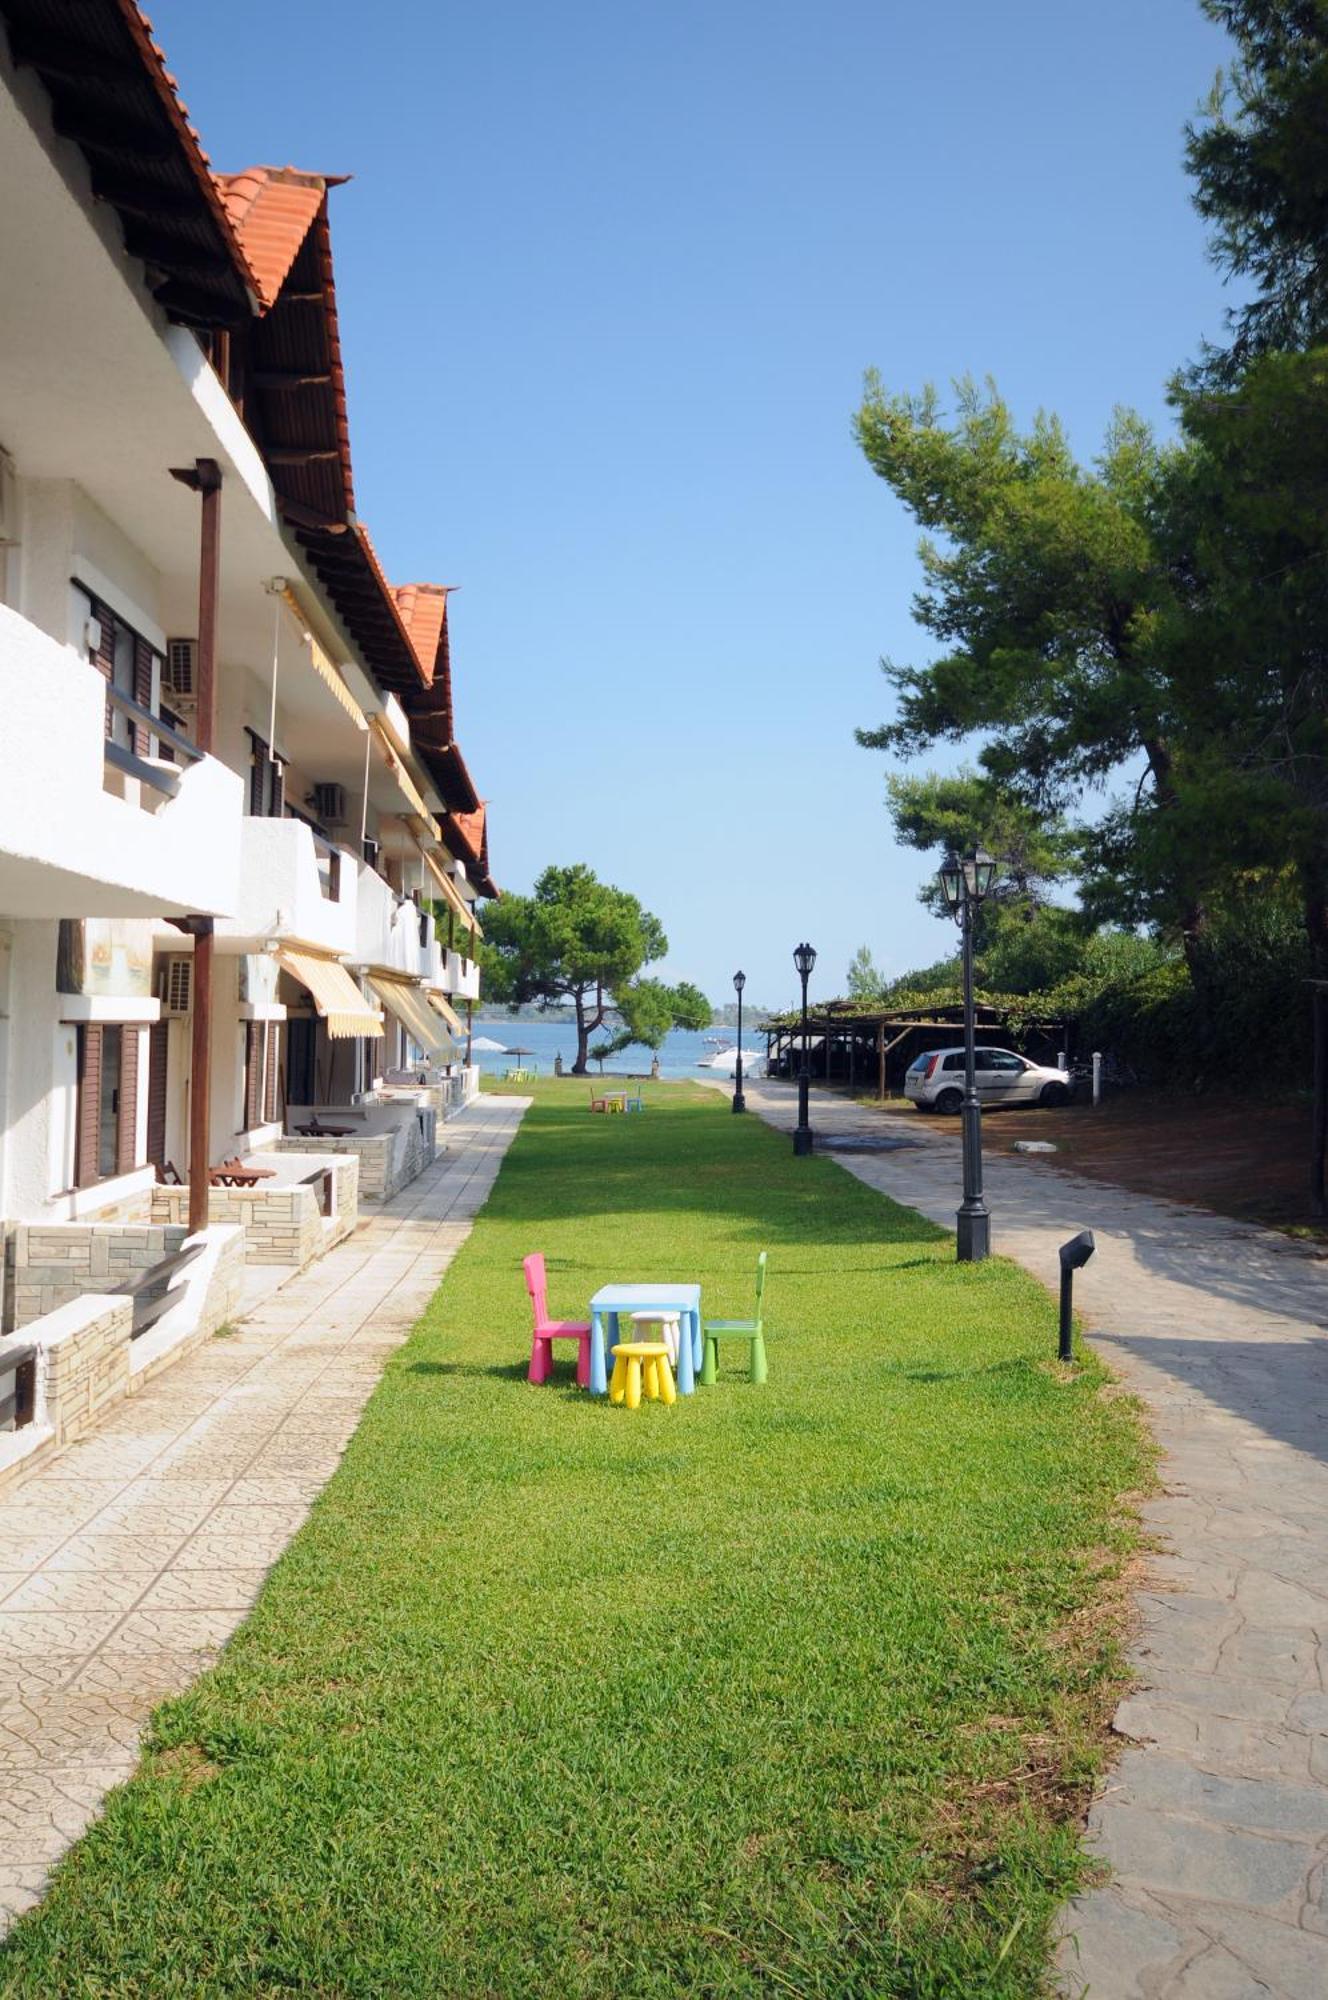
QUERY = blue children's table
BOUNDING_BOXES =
[588,1282,702,1396]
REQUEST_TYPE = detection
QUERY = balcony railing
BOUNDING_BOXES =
[103,685,202,798]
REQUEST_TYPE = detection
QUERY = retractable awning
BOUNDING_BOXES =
[367,974,454,1060]
[281,590,368,732]
[277,950,383,1038]
[426,990,464,1036]
[419,846,481,937]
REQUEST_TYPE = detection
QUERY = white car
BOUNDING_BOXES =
[904,1046,1073,1114]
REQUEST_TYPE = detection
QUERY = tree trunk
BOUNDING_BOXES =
[570,982,606,1075]
[1143,735,1208,975]
[1305,870,1328,1216]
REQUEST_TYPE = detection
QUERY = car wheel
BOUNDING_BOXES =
[934,1088,963,1116]
[1039,1081,1070,1107]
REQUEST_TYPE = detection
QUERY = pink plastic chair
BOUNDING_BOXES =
[523,1253,592,1387]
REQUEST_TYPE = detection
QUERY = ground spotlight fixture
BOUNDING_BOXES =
[935,849,999,1261]
[792,941,816,1156]
[732,969,747,1115]
[1058,1229,1096,1362]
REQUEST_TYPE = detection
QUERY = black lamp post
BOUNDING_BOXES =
[937,849,998,1260]
[732,970,747,1114]
[792,941,816,1156]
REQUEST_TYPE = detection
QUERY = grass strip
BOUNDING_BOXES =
[0,1080,1148,1997]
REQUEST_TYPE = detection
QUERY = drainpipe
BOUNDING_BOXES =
[169,459,222,1234]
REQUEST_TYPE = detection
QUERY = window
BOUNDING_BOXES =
[244,729,286,818]
[985,1051,1026,1072]
[83,592,158,755]
[243,1022,283,1129]
[943,1053,966,1072]
[75,1024,141,1188]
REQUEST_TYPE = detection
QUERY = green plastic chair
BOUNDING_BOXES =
[700,1252,768,1385]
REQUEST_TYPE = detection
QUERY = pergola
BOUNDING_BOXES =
[762,1001,1068,1099]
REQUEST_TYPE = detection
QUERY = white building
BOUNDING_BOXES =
[0,4,495,1332]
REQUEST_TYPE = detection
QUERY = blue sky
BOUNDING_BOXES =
[153,0,1235,1013]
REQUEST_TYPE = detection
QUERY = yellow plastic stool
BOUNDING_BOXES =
[608,1341,676,1410]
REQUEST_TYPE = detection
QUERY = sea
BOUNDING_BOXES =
[469,1018,758,1082]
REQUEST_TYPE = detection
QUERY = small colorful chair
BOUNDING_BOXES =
[609,1339,676,1409]
[700,1251,769,1385]
[631,1307,680,1365]
[523,1253,592,1387]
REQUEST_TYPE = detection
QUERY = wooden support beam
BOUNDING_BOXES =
[280,498,350,535]
[122,224,230,273]
[52,108,172,158]
[188,921,214,1235]
[11,35,141,84]
[253,369,333,388]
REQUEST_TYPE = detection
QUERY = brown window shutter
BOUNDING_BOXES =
[243,1021,263,1129]
[88,603,116,738]
[133,637,154,756]
[264,1022,281,1124]
[116,1026,140,1176]
[75,1025,103,1188]
[146,1020,169,1172]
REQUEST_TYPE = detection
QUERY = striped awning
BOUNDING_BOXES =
[281,589,367,732]
[277,950,383,1039]
[367,975,454,1061]
[419,846,481,936]
[426,990,464,1036]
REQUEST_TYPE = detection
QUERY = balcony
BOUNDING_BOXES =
[354,860,440,978]
[443,949,481,1001]
[0,604,241,920]
[215,816,357,957]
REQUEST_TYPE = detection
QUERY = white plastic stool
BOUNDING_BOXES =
[631,1309,680,1366]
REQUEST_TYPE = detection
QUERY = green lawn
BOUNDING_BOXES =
[0,1081,1147,1998]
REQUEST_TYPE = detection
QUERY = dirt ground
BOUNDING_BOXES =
[856,1087,1323,1240]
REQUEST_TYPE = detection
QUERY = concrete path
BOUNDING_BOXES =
[0,1093,527,1932]
[725,1079,1328,2000]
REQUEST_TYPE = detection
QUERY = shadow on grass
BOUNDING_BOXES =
[407,1359,531,1383]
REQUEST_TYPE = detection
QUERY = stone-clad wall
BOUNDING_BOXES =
[272,1122,428,1201]
[151,1184,322,1268]
[0,1222,247,1498]
[39,1295,134,1448]
[5,1224,188,1333]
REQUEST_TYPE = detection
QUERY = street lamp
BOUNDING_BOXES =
[936,849,999,1260]
[732,970,747,1114]
[792,940,816,1156]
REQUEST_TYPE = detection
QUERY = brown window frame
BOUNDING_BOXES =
[74,1023,143,1189]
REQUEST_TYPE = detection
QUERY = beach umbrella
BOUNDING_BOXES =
[470,1036,508,1053]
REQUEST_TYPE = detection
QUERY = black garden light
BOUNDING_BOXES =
[936,849,999,1261]
[1058,1229,1096,1362]
[792,941,816,1156]
[732,969,747,1114]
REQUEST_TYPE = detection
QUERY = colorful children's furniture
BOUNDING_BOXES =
[588,1283,702,1395]
[623,1085,645,1112]
[631,1308,680,1365]
[700,1252,769,1385]
[589,1088,626,1114]
[523,1253,592,1387]
[609,1340,676,1409]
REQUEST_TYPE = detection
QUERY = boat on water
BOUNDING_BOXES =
[696,1044,765,1077]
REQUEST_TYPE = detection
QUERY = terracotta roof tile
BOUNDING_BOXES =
[391,583,451,684]
[214,166,331,310]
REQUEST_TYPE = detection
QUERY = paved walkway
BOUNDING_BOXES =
[725,1080,1328,2000]
[0,1093,527,1932]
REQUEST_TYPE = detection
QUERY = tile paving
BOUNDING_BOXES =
[0,1093,526,1932]
[725,1079,1328,2000]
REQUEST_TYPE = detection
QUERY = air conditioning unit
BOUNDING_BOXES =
[311,781,347,824]
[159,955,193,1016]
[163,637,197,701]
[0,447,17,546]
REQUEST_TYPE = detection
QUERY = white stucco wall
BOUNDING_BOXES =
[0,603,243,920]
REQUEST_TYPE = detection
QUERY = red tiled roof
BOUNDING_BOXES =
[215,166,330,311]
[0,0,258,322]
[391,584,450,686]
